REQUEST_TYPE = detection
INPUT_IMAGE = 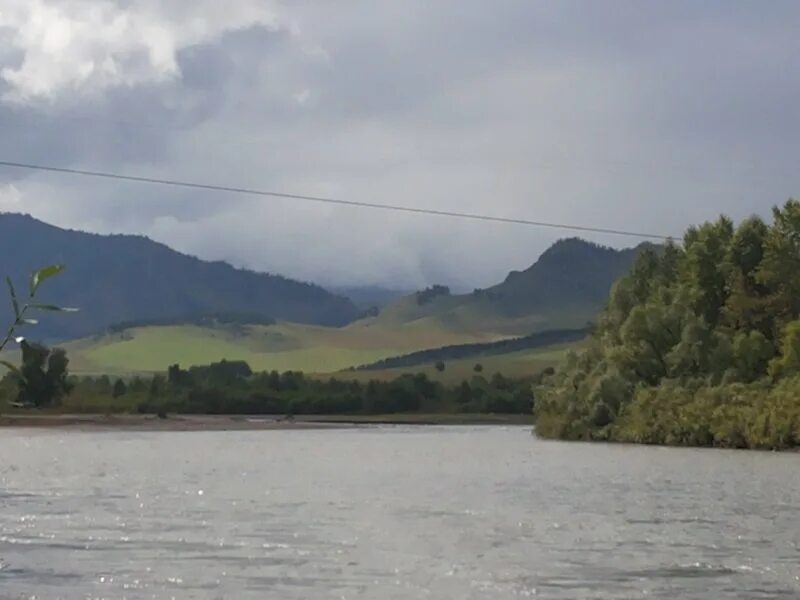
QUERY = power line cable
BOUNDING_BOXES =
[0,159,674,240]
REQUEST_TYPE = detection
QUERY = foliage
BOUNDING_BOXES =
[106,312,276,333]
[536,200,800,449]
[112,378,127,398]
[416,285,451,305]
[15,342,73,407]
[0,360,538,417]
[0,264,76,355]
[1,263,76,408]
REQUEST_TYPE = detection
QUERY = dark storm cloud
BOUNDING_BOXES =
[0,0,798,288]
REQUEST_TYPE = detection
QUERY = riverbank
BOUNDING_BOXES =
[0,412,534,431]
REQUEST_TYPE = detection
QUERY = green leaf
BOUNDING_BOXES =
[6,276,19,319]
[30,304,78,312]
[0,360,19,374]
[29,264,65,297]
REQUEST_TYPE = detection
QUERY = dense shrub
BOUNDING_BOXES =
[536,201,800,449]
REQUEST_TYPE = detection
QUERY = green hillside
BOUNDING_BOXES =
[361,238,646,336]
[58,320,500,375]
[338,343,581,385]
[353,328,587,372]
[4,236,644,377]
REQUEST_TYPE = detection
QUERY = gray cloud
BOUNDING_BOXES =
[0,0,798,289]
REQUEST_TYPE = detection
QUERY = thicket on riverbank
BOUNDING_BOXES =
[536,200,800,450]
[0,360,535,416]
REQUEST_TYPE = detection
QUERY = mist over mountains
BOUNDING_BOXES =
[0,213,645,342]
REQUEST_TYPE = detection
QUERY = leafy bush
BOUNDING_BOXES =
[537,201,800,449]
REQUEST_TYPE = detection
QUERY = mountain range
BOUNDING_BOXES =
[0,213,647,349]
[362,238,647,336]
[0,213,360,340]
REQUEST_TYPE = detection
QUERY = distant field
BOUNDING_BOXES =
[331,343,579,384]
[0,315,578,379]
[359,293,593,338]
[56,321,504,375]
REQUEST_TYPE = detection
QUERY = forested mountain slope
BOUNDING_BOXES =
[0,213,360,340]
[364,239,646,336]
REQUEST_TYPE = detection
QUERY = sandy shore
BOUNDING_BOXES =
[0,413,354,431]
[0,412,534,431]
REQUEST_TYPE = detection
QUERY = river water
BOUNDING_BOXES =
[0,426,797,599]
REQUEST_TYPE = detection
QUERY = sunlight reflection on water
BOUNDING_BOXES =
[0,426,798,599]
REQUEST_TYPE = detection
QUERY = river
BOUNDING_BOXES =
[0,426,797,599]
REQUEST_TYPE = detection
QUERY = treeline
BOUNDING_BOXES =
[105,312,276,333]
[1,359,536,416]
[354,328,587,371]
[416,285,451,305]
[536,200,800,450]
[141,361,535,415]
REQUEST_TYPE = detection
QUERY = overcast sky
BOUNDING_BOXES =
[0,1,798,290]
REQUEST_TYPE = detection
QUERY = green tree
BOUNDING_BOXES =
[535,201,800,449]
[16,342,73,407]
[723,217,771,334]
[731,330,774,382]
[681,217,734,327]
[112,378,128,398]
[769,320,800,379]
[757,200,800,332]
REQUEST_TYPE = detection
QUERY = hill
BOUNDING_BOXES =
[338,344,579,385]
[1,226,646,376]
[353,328,587,371]
[56,320,498,375]
[0,213,360,340]
[44,318,577,387]
[361,239,647,336]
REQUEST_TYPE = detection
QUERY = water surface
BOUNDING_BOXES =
[0,426,798,598]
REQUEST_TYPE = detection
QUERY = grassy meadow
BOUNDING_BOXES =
[338,343,579,384]
[55,320,507,376]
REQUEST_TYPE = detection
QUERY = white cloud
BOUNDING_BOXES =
[293,88,311,106]
[0,183,22,209]
[0,0,283,102]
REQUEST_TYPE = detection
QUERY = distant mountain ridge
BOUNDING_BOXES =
[0,213,648,347]
[365,238,648,336]
[0,213,360,340]
[481,238,651,315]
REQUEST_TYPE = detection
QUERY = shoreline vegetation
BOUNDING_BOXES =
[535,201,800,451]
[0,358,542,426]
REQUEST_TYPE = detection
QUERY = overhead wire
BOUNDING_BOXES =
[0,159,676,240]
